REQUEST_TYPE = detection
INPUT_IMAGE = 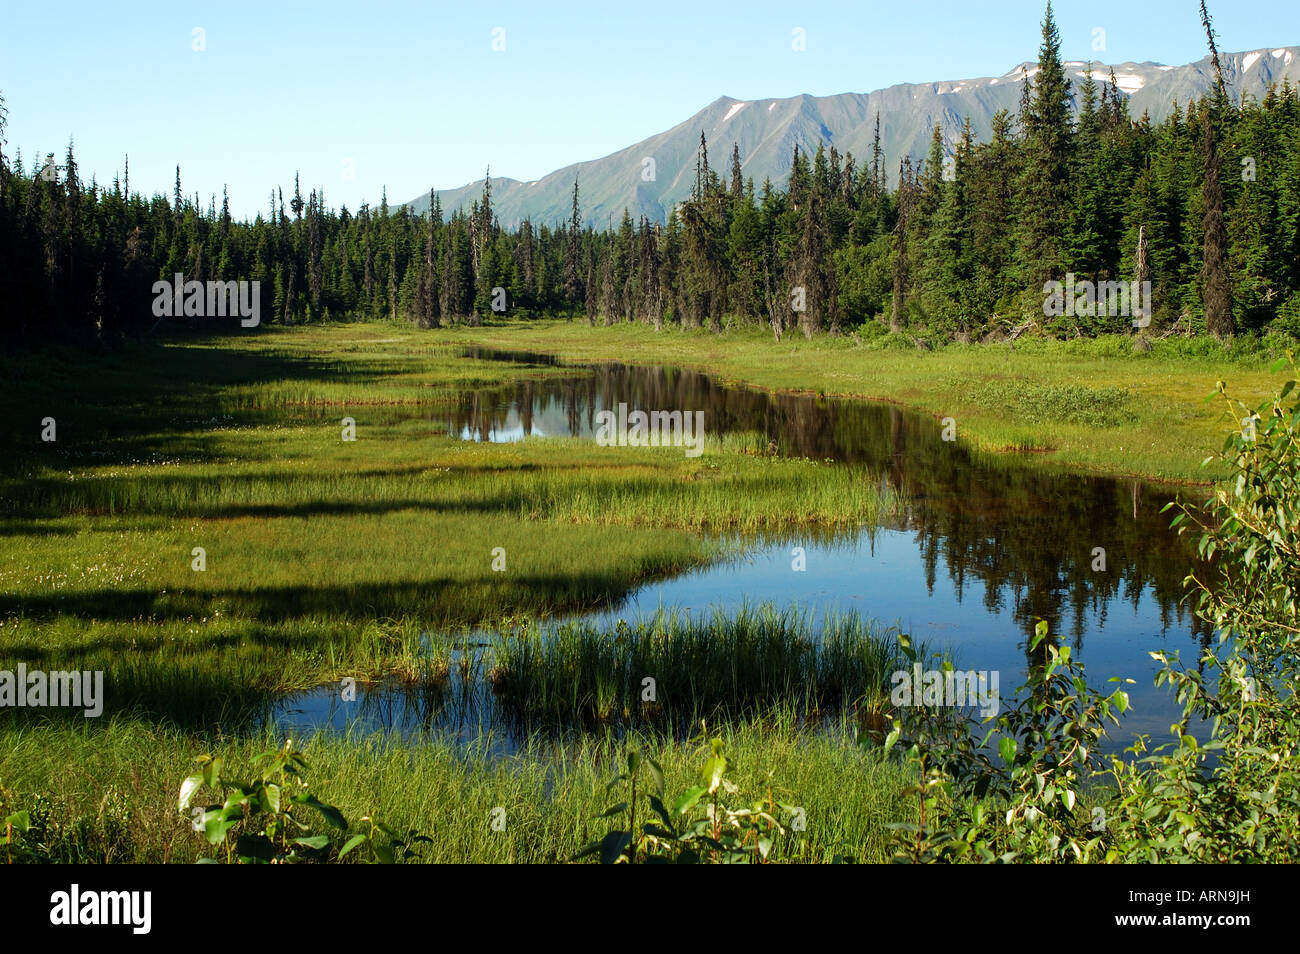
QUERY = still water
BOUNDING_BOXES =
[274,349,1211,749]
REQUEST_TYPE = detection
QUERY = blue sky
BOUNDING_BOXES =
[3,0,1296,219]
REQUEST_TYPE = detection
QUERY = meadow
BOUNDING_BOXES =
[444,319,1293,482]
[1,321,914,861]
[1,318,1287,863]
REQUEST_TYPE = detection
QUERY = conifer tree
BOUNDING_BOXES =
[1199,1,1233,337]
[1015,2,1074,292]
[1201,111,1233,338]
[563,178,583,317]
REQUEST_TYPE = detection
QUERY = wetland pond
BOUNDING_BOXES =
[274,348,1212,753]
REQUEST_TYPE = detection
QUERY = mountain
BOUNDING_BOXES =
[404,47,1300,229]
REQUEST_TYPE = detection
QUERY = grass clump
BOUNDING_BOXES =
[961,380,1138,428]
[490,605,904,732]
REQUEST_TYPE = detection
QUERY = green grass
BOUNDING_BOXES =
[0,323,904,711]
[445,319,1291,482]
[490,605,904,731]
[0,716,914,863]
[0,317,1249,863]
[957,379,1139,429]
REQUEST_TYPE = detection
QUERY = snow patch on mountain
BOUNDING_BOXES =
[1243,51,1263,71]
[1113,73,1144,93]
[722,102,746,121]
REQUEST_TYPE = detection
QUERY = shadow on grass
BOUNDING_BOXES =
[0,325,422,472]
[0,572,668,629]
[1,461,622,520]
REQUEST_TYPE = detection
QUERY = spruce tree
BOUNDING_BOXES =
[870,112,883,199]
[563,178,583,317]
[1201,112,1233,338]
[891,158,916,333]
[1015,1,1074,293]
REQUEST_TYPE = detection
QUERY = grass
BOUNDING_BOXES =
[957,379,1139,429]
[444,319,1291,482]
[0,716,914,864]
[489,605,904,732]
[0,323,904,709]
[0,317,1246,863]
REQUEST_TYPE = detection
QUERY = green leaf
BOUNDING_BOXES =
[204,812,239,846]
[599,831,632,865]
[292,793,346,829]
[338,834,368,858]
[999,737,1017,765]
[701,755,726,794]
[262,783,281,815]
[293,834,330,850]
[1030,619,1049,651]
[647,794,674,832]
[673,786,706,816]
[643,757,665,799]
[200,757,222,789]
[883,724,901,754]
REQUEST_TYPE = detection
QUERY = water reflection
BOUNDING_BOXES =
[444,352,1209,650]
[275,350,1213,748]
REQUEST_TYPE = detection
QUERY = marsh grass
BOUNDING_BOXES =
[0,323,905,732]
[0,322,932,864]
[0,715,914,863]
[445,320,1291,481]
[958,379,1139,429]
[0,615,461,728]
[489,605,905,732]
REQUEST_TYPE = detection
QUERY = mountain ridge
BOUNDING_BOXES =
[404,46,1300,229]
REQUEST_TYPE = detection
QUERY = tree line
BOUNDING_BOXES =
[2,3,1297,348]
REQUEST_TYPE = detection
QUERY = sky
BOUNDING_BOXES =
[3,0,1297,220]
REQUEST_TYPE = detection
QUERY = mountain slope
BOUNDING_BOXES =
[405,47,1300,229]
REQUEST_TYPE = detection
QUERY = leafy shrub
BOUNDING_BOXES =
[885,358,1300,862]
[577,738,794,864]
[876,626,1129,863]
[1102,362,1300,861]
[178,739,429,864]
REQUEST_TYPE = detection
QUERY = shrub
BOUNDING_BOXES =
[882,356,1300,862]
